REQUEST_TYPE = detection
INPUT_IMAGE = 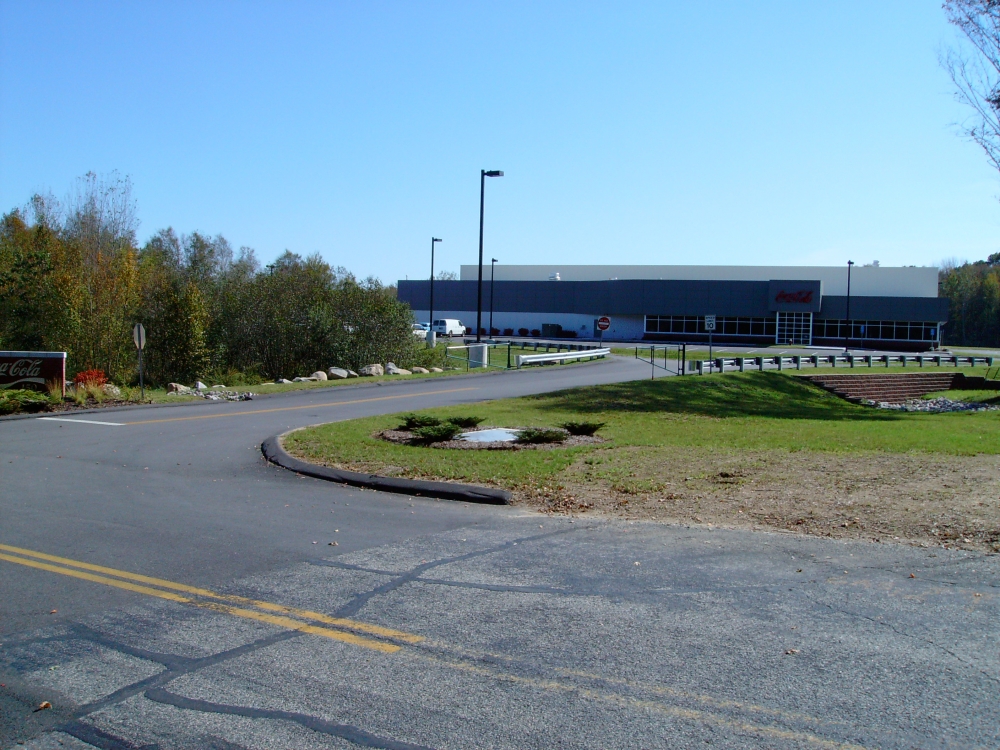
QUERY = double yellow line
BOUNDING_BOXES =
[0,544,421,653]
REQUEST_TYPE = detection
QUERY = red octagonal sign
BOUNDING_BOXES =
[597,316,611,331]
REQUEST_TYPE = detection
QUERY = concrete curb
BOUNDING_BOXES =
[261,435,511,505]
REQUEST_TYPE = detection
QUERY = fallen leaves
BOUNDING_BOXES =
[33,701,52,712]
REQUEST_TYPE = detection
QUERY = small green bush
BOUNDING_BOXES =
[0,389,56,415]
[399,413,441,430]
[516,427,567,444]
[446,416,485,428]
[411,422,462,444]
[559,421,605,436]
[404,340,448,370]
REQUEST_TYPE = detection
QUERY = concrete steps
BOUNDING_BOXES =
[803,373,960,404]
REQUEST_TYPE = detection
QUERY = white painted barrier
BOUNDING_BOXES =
[516,348,610,368]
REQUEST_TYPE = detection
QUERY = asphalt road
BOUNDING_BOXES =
[1,358,997,750]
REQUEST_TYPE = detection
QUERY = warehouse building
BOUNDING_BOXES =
[397,264,948,350]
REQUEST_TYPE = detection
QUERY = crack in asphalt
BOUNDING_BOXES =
[797,588,1000,688]
[16,532,580,748]
[329,526,584,619]
[142,688,439,750]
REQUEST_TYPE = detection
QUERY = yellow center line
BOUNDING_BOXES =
[410,651,871,750]
[120,387,478,425]
[0,547,411,652]
[0,543,419,642]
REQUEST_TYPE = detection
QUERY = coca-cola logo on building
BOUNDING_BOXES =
[0,359,43,378]
[774,290,813,304]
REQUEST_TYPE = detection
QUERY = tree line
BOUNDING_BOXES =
[938,255,1000,347]
[0,173,421,386]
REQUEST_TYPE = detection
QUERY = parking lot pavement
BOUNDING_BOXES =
[3,515,998,749]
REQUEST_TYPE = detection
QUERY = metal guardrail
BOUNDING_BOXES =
[690,353,996,374]
[446,342,609,371]
[516,348,611,368]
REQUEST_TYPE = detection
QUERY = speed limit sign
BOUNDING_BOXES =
[704,315,717,332]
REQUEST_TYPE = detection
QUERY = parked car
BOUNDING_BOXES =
[411,322,430,337]
[431,319,465,336]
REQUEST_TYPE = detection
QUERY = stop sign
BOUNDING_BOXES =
[597,316,611,331]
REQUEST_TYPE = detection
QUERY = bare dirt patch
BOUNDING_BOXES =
[530,447,1000,552]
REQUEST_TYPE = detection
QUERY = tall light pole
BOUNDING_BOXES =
[428,237,441,347]
[489,257,498,338]
[477,169,503,342]
[844,260,854,352]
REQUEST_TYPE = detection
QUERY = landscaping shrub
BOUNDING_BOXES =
[503,328,514,336]
[0,389,55,415]
[446,416,485,428]
[531,329,541,337]
[516,427,567,444]
[74,369,108,387]
[411,422,462,444]
[560,421,605,436]
[399,413,441,430]
[518,328,529,336]
[404,340,447,370]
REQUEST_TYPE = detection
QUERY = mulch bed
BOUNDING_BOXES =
[377,428,604,450]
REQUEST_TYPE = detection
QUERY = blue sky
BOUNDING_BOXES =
[1,1,998,282]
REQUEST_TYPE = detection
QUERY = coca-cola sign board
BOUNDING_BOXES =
[0,351,66,395]
[767,280,822,312]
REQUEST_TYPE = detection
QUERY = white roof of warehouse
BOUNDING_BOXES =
[459,264,939,298]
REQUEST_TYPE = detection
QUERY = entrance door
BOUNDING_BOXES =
[776,312,812,345]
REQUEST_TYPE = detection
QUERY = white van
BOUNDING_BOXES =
[431,319,465,336]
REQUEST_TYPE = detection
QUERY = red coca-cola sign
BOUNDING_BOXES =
[774,290,814,304]
[0,351,66,395]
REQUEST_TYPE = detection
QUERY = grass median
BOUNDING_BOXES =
[284,371,1000,551]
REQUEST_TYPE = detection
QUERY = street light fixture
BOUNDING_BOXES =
[844,260,854,352]
[428,237,442,347]
[490,257,498,339]
[476,169,503,342]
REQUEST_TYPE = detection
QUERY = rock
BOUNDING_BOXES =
[347,370,359,378]
[211,384,227,389]
[292,376,318,382]
[864,397,1000,413]
[311,371,328,381]
[276,378,293,384]
[166,382,192,394]
[386,362,411,375]
[194,381,208,391]
[359,364,384,377]
[327,367,350,380]
[102,384,121,398]
[429,367,443,373]
[411,367,429,374]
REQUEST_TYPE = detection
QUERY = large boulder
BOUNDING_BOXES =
[311,371,328,381]
[292,376,318,382]
[411,366,429,374]
[429,367,443,373]
[347,370,359,378]
[327,368,350,380]
[276,378,293,384]
[359,364,384,377]
[166,382,192,394]
[386,362,411,375]
[194,381,208,391]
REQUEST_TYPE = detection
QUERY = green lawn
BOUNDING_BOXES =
[284,371,1000,492]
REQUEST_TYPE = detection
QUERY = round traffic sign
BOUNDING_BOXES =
[597,316,611,331]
